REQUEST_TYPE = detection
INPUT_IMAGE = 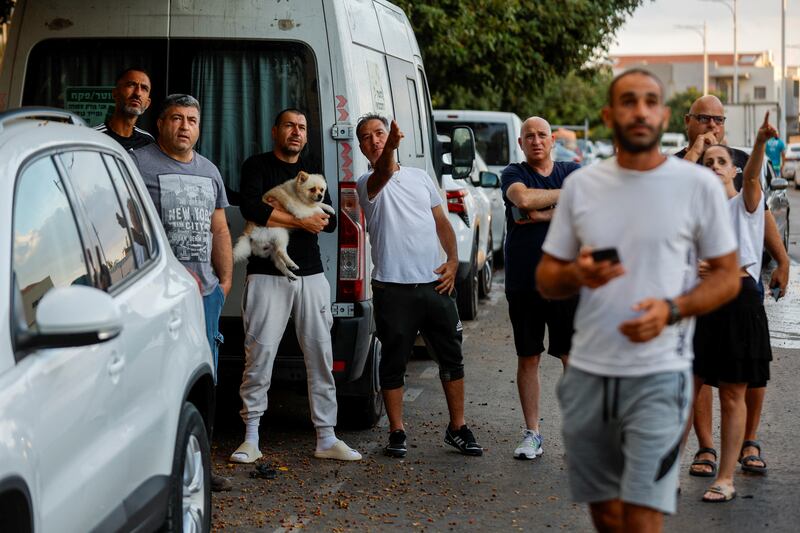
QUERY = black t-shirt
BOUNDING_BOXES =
[239,151,336,276]
[501,161,580,292]
[95,122,155,151]
[674,146,750,191]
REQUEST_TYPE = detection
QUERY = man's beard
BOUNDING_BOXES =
[613,121,662,154]
[123,104,145,117]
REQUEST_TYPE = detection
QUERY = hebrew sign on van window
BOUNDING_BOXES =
[65,87,115,127]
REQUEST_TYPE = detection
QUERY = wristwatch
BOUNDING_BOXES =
[664,298,681,325]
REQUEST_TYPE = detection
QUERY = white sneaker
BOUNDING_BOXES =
[513,430,543,460]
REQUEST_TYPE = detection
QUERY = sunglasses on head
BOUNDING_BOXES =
[688,113,726,125]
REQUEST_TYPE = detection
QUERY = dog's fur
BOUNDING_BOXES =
[233,171,334,280]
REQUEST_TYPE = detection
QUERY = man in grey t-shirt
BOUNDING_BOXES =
[131,93,233,492]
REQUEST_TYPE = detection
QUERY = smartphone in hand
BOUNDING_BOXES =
[591,247,621,264]
[771,286,782,302]
[511,206,528,222]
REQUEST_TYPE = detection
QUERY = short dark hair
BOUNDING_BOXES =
[273,108,307,127]
[702,144,735,160]
[607,68,664,105]
[159,94,201,119]
[115,67,151,86]
[356,113,389,139]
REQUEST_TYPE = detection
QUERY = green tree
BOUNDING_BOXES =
[394,0,644,111]
[665,87,722,133]
[523,67,613,138]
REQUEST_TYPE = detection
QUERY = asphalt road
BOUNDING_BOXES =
[210,187,800,532]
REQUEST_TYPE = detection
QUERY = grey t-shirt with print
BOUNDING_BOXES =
[131,143,229,295]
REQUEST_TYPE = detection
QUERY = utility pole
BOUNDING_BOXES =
[703,0,737,102]
[676,23,708,95]
[780,0,787,142]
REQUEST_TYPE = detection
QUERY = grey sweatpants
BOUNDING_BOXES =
[239,273,338,429]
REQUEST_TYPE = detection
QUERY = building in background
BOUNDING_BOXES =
[612,52,800,137]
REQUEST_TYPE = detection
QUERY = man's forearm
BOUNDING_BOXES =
[512,188,559,211]
[367,143,397,200]
[266,208,304,229]
[674,257,739,318]
[435,215,458,263]
[212,227,233,287]
[536,257,581,299]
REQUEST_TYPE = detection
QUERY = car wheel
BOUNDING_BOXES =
[338,337,384,429]
[163,402,211,533]
[479,232,494,299]
[456,240,479,320]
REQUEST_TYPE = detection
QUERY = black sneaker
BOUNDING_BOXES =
[444,424,483,456]
[384,429,407,458]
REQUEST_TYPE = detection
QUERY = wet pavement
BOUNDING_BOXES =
[210,187,800,531]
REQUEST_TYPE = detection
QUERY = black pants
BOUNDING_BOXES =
[372,280,465,389]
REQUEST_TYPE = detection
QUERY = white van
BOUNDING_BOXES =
[434,110,525,176]
[434,110,524,255]
[0,0,472,428]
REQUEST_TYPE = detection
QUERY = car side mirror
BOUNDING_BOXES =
[450,126,475,180]
[770,177,788,191]
[16,285,122,351]
[480,171,500,188]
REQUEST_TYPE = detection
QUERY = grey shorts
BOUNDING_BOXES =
[557,366,691,514]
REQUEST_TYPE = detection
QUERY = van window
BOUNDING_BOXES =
[22,39,321,199]
[23,39,168,131]
[435,121,509,167]
[406,78,423,156]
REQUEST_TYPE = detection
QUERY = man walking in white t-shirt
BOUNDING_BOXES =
[536,69,741,531]
[356,114,482,459]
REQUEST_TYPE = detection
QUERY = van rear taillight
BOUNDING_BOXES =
[446,189,470,226]
[337,183,365,301]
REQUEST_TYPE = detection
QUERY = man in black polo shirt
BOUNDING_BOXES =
[230,108,361,464]
[676,95,787,479]
[94,68,155,151]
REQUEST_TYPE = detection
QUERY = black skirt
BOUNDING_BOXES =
[693,276,772,387]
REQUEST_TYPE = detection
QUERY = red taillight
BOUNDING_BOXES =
[446,189,468,213]
[337,183,366,302]
[332,360,346,372]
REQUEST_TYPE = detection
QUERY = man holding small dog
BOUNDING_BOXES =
[231,108,362,463]
[356,113,483,458]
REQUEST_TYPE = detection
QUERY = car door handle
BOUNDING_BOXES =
[168,314,182,333]
[107,352,125,382]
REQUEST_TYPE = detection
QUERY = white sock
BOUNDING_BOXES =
[244,418,260,446]
[316,427,337,451]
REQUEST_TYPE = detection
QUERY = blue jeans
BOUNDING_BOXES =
[202,284,225,381]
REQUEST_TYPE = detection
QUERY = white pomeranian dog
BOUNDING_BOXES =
[233,171,334,280]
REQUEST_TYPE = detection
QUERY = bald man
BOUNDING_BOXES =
[500,116,580,460]
[676,95,788,480]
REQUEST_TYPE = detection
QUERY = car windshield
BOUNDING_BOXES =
[436,121,509,167]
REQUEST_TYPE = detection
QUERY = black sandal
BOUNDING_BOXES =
[689,447,718,477]
[739,440,768,474]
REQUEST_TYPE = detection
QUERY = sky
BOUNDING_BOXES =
[610,0,800,67]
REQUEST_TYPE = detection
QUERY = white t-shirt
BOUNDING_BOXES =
[542,157,737,377]
[729,192,765,281]
[357,166,444,283]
